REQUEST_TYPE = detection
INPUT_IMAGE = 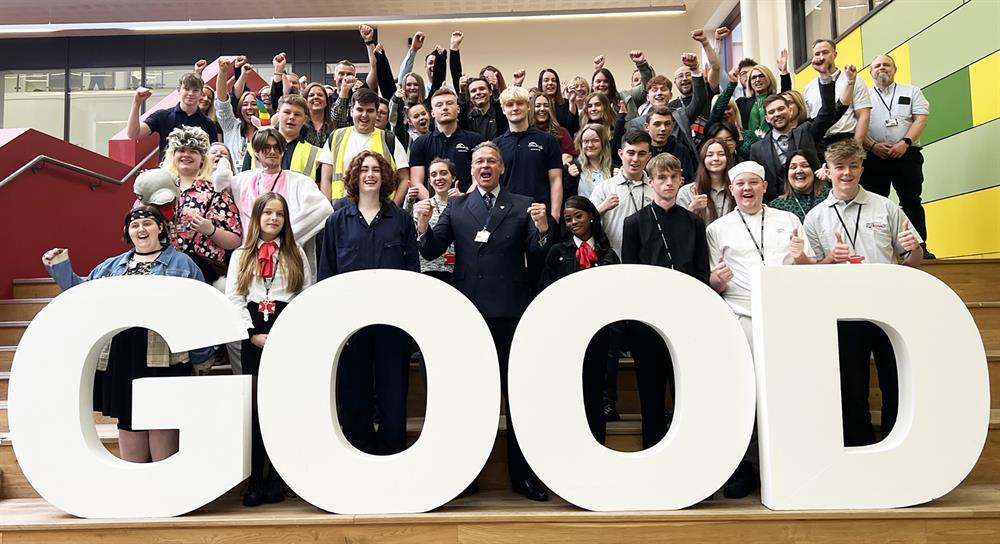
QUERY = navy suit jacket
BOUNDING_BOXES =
[420,188,553,319]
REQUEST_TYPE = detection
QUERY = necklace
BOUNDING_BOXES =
[134,247,163,256]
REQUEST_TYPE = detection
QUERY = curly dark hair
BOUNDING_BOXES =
[343,150,396,202]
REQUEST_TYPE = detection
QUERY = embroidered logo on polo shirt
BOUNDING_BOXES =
[528,142,544,151]
[866,221,888,230]
[455,143,469,152]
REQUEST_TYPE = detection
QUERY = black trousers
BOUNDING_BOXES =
[603,321,627,404]
[861,148,928,242]
[583,327,610,444]
[837,321,897,446]
[485,317,538,484]
[337,324,411,455]
[242,300,289,483]
[628,321,675,449]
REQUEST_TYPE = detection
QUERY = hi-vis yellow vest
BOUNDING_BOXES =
[249,140,320,180]
[326,127,396,200]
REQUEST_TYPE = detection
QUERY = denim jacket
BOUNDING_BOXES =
[46,245,204,289]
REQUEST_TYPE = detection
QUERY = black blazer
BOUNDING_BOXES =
[621,203,710,286]
[420,189,554,319]
[750,79,840,202]
[538,239,620,292]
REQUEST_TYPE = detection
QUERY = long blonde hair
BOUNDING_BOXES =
[236,192,305,296]
[574,123,612,176]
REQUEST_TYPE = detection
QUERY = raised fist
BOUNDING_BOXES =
[411,32,426,51]
[691,29,708,44]
[512,69,526,86]
[450,31,464,49]
[715,27,730,41]
[194,59,207,76]
[593,55,606,71]
[272,52,287,72]
[134,86,153,103]
[629,50,646,64]
[359,24,375,43]
[681,53,699,70]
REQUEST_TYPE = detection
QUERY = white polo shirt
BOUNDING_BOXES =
[802,186,923,264]
[707,206,812,317]
[804,69,872,137]
[589,173,654,256]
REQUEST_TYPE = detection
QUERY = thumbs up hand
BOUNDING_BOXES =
[711,253,733,291]
[832,231,850,263]
[898,220,919,252]
[688,184,709,213]
[788,227,806,262]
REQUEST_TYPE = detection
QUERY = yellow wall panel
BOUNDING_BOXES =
[925,186,1000,258]
[794,67,815,92]
[887,42,913,85]
[969,51,1000,126]
[836,28,865,75]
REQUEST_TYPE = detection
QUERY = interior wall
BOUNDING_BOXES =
[377,13,699,93]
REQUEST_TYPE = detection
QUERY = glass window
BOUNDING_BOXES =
[804,0,834,49]
[68,67,142,154]
[1,70,66,141]
[729,22,745,67]
[835,0,870,35]
[144,65,193,106]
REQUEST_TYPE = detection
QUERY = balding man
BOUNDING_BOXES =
[862,54,933,258]
[415,141,554,502]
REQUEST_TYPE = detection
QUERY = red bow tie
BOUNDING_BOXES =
[576,242,597,270]
[258,241,278,278]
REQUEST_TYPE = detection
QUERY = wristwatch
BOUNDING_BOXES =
[901,137,913,146]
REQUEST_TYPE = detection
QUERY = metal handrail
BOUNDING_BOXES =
[0,147,158,191]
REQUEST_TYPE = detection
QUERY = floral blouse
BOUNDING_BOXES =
[171,179,242,265]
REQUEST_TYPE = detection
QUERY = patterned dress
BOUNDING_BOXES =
[170,179,242,279]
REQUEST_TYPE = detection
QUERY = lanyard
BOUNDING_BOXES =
[790,193,807,219]
[737,208,765,262]
[650,205,674,269]
[875,84,896,115]
[626,182,648,215]
[833,202,864,252]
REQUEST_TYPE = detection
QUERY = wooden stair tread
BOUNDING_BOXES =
[10,279,55,285]
[0,298,52,305]
[1,485,1000,532]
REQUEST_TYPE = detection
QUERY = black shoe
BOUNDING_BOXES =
[603,403,621,422]
[723,461,759,499]
[242,481,265,507]
[922,246,936,260]
[458,479,480,498]
[262,474,286,504]
[512,478,549,501]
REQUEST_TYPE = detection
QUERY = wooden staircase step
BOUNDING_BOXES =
[0,322,29,346]
[0,299,50,322]
[920,259,1000,302]
[11,279,59,300]
[3,411,999,500]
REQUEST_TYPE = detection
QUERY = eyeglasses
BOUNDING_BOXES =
[260,144,281,153]
[750,74,767,81]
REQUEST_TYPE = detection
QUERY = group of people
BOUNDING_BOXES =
[43,25,932,506]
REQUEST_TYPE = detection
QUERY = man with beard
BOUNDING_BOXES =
[861,54,933,259]
[408,87,485,195]
[668,28,725,134]
[750,67,844,202]
[803,39,871,146]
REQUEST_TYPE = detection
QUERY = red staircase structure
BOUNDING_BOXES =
[0,59,267,298]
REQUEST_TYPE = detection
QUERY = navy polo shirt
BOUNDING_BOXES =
[318,201,420,280]
[144,103,220,158]
[493,127,562,205]
[409,127,485,192]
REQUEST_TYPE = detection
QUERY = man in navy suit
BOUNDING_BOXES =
[414,141,554,501]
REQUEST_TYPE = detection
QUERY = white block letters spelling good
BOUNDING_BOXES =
[508,265,756,510]
[257,270,501,514]
[751,265,989,509]
[8,277,252,518]
[6,266,990,517]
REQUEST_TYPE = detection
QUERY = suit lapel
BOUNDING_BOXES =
[465,191,489,228]
[485,189,513,235]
